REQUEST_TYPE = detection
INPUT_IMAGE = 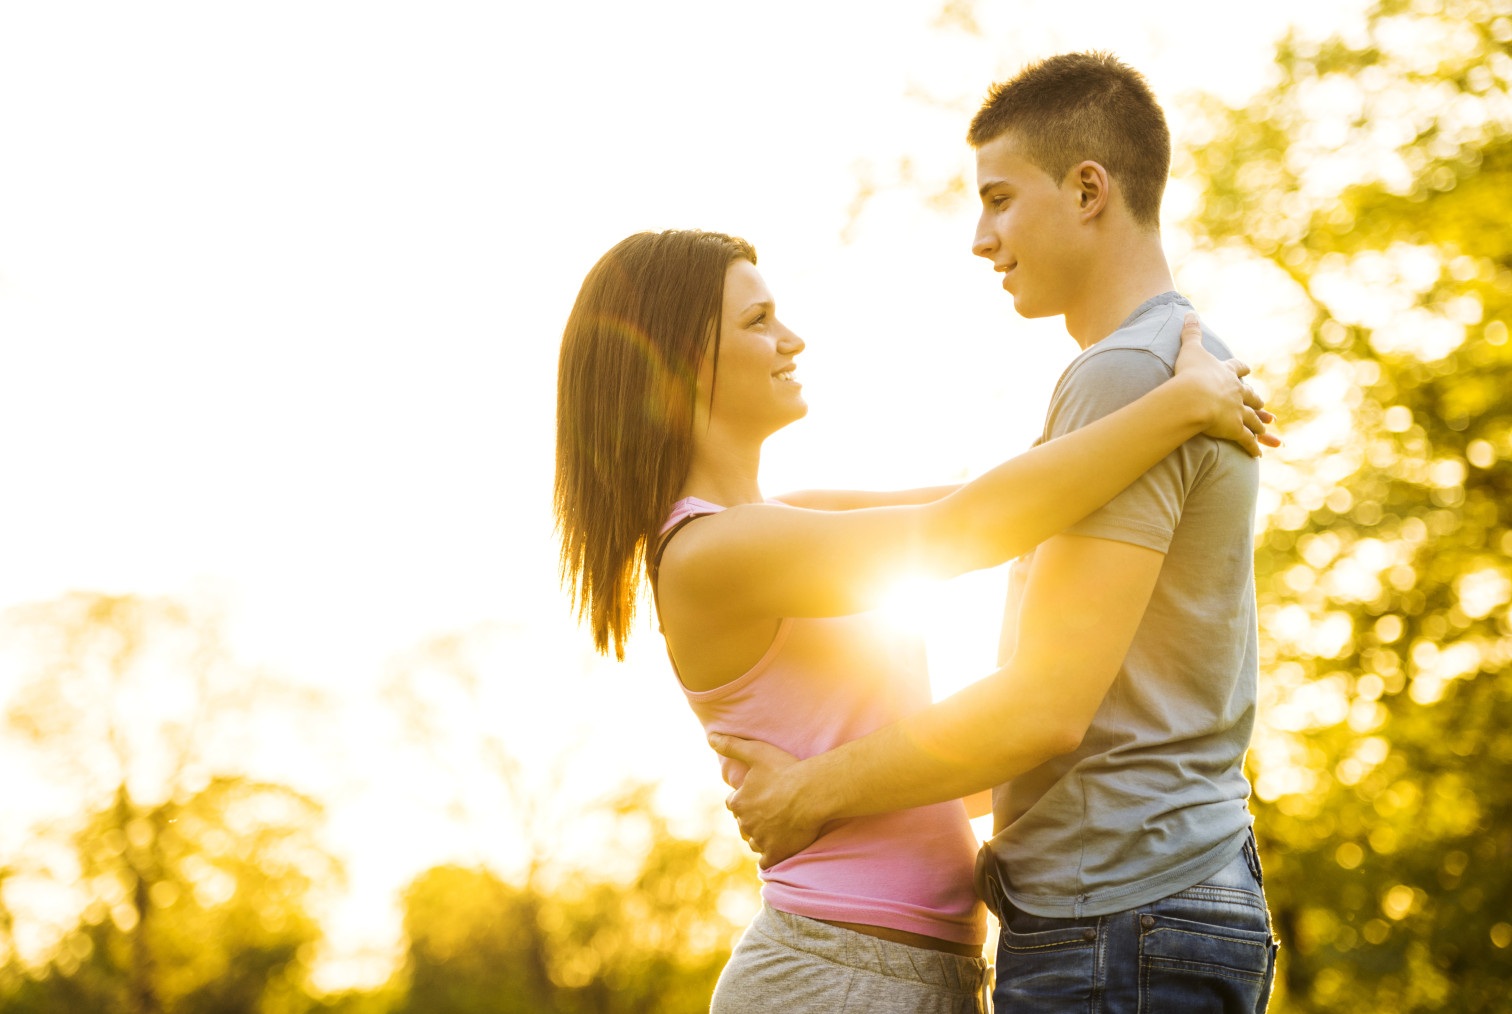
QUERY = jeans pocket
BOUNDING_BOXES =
[995,913,1098,1008]
[1138,911,1274,1012]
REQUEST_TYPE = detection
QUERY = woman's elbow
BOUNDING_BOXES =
[1045,720,1089,758]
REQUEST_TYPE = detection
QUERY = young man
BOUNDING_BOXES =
[713,52,1278,1011]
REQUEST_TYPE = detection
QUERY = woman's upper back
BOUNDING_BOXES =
[653,496,790,692]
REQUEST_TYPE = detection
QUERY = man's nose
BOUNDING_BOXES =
[972,218,998,259]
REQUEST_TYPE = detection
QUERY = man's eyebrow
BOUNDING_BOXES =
[978,179,1010,198]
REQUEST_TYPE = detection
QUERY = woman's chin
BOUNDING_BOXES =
[769,403,809,435]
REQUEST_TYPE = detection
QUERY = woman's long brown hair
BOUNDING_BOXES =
[554,230,756,658]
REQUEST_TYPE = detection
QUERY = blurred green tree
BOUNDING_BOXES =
[390,787,755,1014]
[371,631,760,1014]
[0,593,339,1014]
[1180,0,1512,1009]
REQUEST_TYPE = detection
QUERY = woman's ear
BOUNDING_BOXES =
[1072,160,1110,220]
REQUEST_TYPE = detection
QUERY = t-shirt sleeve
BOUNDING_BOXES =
[1046,347,1195,554]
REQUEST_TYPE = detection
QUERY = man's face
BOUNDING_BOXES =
[971,133,1086,320]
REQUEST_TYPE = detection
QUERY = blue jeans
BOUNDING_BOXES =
[985,834,1278,1012]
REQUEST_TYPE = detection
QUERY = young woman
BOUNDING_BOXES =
[554,229,1273,1013]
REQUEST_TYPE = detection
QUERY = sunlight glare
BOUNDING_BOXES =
[876,575,943,633]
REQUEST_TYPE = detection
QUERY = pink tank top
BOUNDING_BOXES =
[658,497,986,946]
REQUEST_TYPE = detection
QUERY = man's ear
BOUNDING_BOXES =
[1071,161,1111,220]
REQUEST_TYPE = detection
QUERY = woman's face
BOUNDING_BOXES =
[696,259,807,438]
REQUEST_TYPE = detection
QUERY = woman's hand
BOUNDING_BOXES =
[1173,312,1280,456]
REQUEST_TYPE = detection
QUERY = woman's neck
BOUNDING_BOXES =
[680,435,764,507]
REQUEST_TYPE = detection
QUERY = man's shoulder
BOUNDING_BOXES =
[1087,293,1207,363]
[1062,293,1235,394]
[1054,334,1173,413]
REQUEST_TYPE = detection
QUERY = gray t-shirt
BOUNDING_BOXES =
[985,291,1260,919]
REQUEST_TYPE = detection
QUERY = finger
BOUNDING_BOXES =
[758,844,794,870]
[1224,357,1252,380]
[1237,410,1266,458]
[1237,426,1262,458]
[711,732,795,769]
[1241,383,1265,411]
[1180,312,1204,344]
[1257,409,1275,424]
[708,732,754,764]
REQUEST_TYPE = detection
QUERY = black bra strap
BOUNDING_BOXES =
[648,512,714,633]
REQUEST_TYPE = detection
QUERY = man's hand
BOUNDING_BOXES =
[708,733,825,868]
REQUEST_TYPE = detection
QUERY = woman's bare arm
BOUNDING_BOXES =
[660,313,1272,622]
[772,485,961,511]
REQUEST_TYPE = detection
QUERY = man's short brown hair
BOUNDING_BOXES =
[968,51,1170,228]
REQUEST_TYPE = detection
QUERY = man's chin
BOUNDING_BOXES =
[1011,293,1057,320]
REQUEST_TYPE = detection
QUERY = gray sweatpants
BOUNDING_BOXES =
[710,905,989,1014]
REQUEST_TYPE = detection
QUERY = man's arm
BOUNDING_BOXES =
[714,531,1165,867]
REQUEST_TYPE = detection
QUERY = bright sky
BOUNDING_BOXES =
[0,0,1366,990]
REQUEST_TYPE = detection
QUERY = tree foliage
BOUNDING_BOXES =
[1182,1,1512,1009]
[0,601,760,1012]
[389,784,757,1014]
[0,593,337,1014]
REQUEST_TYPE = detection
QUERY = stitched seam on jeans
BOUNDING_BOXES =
[1168,885,1267,911]
[999,938,1095,954]
[1146,926,1270,946]
[1143,957,1266,984]
[1092,915,1106,1014]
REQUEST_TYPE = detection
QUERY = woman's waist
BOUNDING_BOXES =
[814,918,983,956]
[760,877,987,949]
[759,821,985,945]
[768,805,979,878]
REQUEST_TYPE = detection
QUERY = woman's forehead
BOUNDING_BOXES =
[723,259,772,315]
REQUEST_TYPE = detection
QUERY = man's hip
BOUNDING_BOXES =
[980,832,1278,1013]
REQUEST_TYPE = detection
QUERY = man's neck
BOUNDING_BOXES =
[1062,230,1177,350]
